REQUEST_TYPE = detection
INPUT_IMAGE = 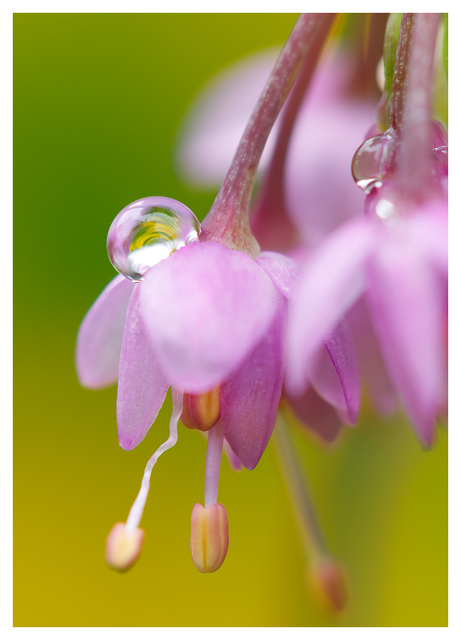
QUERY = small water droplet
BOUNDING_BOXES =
[107,197,201,282]
[352,133,394,193]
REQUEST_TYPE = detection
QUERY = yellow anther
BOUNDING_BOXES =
[105,522,144,572]
[181,386,221,432]
[190,503,229,573]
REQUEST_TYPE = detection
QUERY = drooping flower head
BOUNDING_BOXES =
[76,14,338,573]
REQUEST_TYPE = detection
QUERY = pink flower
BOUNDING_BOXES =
[76,196,291,470]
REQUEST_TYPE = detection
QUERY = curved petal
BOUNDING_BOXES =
[346,296,397,416]
[256,251,301,300]
[221,295,286,470]
[76,274,134,389]
[286,218,379,395]
[366,240,446,447]
[139,241,278,394]
[175,48,279,187]
[310,320,361,425]
[117,286,170,451]
[284,387,344,444]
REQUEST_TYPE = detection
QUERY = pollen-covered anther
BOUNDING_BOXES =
[309,557,348,613]
[190,502,229,573]
[105,522,145,572]
[181,386,221,431]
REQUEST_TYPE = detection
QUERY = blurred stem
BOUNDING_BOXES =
[250,14,335,253]
[272,412,328,562]
[398,13,441,192]
[200,13,334,258]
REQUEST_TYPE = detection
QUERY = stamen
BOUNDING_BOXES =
[125,387,183,533]
[204,421,224,508]
[273,411,348,611]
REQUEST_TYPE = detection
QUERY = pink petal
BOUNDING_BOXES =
[221,296,286,470]
[405,204,448,276]
[176,49,279,187]
[76,274,134,389]
[284,386,344,444]
[117,286,170,451]
[139,241,278,394]
[286,99,373,247]
[366,239,446,447]
[310,321,360,425]
[346,297,397,416]
[284,48,375,247]
[286,218,379,395]
[256,251,301,300]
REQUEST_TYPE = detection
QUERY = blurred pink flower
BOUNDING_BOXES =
[286,191,447,447]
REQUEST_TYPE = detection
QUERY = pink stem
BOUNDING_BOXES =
[200,13,334,258]
[390,13,415,137]
[251,14,335,253]
[398,13,441,191]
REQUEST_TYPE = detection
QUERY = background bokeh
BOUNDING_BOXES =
[13,13,447,627]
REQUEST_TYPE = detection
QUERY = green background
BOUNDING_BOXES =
[13,14,447,627]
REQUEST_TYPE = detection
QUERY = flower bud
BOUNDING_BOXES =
[190,503,229,573]
[105,522,144,572]
[310,557,348,613]
[181,386,221,432]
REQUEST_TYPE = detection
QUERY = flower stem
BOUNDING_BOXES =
[398,13,441,191]
[250,14,335,253]
[390,13,415,136]
[272,412,329,562]
[200,13,334,257]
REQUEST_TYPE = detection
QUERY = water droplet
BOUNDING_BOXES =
[107,197,201,282]
[352,133,394,193]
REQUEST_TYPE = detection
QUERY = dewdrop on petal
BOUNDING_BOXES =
[309,557,348,613]
[105,522,145,571]
[190,503,229,573]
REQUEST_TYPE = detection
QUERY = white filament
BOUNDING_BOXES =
[204,420,224,509]
[125,388,183,532]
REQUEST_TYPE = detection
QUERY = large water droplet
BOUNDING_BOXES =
[107,197,201,282]
[351,133,394,193]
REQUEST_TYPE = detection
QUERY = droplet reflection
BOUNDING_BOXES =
[351,133,394,194]
[107,197,201,282]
